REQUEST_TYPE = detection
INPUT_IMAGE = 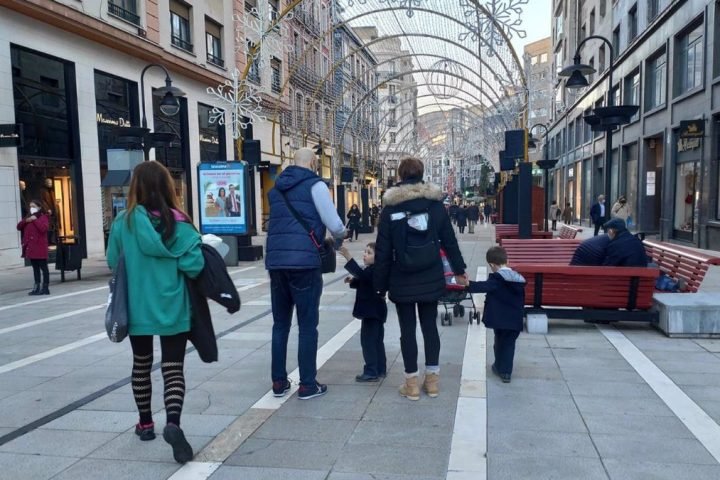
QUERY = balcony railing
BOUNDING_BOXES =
[207,53,224,68]
[171,35,193,52]
[108,1,140,26]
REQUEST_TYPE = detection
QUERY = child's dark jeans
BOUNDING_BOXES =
[361,318,386,377]
[493,329,520,376]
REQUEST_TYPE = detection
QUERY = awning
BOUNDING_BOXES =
[101,170,131,187]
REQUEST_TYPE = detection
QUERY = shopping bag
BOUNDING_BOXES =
[105,255,129,342]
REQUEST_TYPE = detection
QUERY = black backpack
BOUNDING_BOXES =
[393,209,440,272]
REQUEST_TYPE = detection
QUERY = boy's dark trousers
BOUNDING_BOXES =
[361,318,386,377]
[493,329,520,376]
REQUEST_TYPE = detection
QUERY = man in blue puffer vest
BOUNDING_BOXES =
[266,148,346,400]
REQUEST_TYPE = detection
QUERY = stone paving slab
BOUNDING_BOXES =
[602,459,720,480]
[209,466,329,480]
[0,452,80,479]
[52,459,180,480]
[487,453,608,480]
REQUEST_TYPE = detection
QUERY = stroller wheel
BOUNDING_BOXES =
[458,305,465,317]
[445,312,453,326]
[452,304,460,317]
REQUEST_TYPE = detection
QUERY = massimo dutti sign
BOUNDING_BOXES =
[679,120,704,139]
[0,124,22,148]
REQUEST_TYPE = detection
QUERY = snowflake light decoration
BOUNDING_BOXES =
[459,0,528,55]
[206,68,266,140]
[379,0,423,18]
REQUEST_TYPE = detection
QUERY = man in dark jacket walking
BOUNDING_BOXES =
[590,195,608,236]
[467,203,480,233]
[603,218,648,267]
[483,203,493,224]
[374,157,466,400]
[266,148,346,400]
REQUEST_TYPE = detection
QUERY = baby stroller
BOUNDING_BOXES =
[438,249,480,326]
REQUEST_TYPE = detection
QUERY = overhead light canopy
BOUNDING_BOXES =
[153,77,185,117]
[558,54,596,90]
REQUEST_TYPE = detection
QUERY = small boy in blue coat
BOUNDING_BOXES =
[340,243,388,382]
[466,246,526,383]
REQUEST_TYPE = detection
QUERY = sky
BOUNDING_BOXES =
[511,1,553,56]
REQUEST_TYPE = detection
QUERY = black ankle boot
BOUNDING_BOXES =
[40,284,50,295]
[28,283,40,296]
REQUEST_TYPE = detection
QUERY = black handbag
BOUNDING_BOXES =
[105,255,129,343]
[278,190,336,273]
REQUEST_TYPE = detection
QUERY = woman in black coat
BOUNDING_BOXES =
[374,157,466,401]
[455,206,468,233]
[346,204,361,241]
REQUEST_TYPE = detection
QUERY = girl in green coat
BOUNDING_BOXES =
[107,161,204,464]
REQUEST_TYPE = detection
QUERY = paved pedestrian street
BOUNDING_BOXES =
[1,227,720,480]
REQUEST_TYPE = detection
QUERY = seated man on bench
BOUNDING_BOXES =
[570,234,611,266]
[603,218,648,267]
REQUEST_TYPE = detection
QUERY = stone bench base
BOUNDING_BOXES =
[653,293,720,338]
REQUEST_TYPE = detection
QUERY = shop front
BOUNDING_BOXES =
[622,143,639,229]
[153,93,191,215]
[672,121,704,244]
[11,44,85,254]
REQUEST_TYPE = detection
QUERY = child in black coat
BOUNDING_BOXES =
[340,243,388,382]
[466,246,526,383]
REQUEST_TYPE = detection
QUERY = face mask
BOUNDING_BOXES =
[30,207,39,215]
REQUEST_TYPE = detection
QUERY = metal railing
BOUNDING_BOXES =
[108,1,140,26]
[171,35,193,52]
[207,53,224,68]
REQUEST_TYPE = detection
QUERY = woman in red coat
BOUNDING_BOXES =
[17,200,50,295]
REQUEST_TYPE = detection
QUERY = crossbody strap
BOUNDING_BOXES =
[278,189,322,249]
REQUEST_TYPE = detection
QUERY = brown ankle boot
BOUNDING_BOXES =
[399,375,420,401]
[423,372,439,398]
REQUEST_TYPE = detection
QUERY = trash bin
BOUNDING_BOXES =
[55,235,82,282]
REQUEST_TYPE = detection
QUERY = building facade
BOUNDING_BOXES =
[0,0,234,268]
[524,37,553,164]
[548,0,720,250]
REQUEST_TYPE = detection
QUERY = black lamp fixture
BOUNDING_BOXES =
[559,54,595,90]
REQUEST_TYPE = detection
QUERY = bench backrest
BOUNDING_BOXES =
[503,239,581,265]
[498,232,554,244]
[558,225,580,239]
[643,240,720,293]
[514,265,658,310]
[494,224,539,242]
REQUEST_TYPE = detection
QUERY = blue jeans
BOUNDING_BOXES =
[270,269,323,388]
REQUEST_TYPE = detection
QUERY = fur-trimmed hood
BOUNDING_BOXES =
[382,181,444,207]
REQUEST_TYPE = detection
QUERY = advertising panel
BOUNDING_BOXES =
[198,162,247,235]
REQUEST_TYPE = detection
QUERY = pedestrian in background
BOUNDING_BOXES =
[107,161,205,464]
[266,148,346,400]
[340,243,387,382]
[456,205,468,234]
[483,203,493,224]
[346,204,361,242]
[463,246,525,383]
[549,200,560,231]
[611,195,629,221]
[562,201,573,224]
[590,195,608,236]
[467,202,480,233]
[16,199,50,296]
[374,157,466,400]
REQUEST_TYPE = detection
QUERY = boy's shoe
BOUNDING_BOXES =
[399,376,420,401]
[134,422,156,441]
[422,373,439,398]
[378,372,387,378]
[491,363,501,378]
[501,374,512,383]
[272,378,292,397]
[298,382,328,400]
[355,373,379,382]
[163,423,193,464]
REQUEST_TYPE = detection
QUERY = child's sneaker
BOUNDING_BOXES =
[298,382,328,400]
[134,422,156,441]
[272,378,292,397]
[355,373,379,382]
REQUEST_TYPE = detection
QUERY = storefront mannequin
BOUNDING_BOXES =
[41,178,58,244]
[19,180,29,217]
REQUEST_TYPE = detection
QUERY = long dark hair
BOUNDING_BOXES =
[218,187,226,198]
[126,161,189,241]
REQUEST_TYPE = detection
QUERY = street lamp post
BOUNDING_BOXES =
[558,36,637,209]
[138,64,186,160]
[528,124,557,232]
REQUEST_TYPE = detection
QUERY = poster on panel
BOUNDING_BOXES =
[198,162,247,234]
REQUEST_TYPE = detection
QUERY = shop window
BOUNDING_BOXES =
[205,18,223,67]
[295,93,303,127]
[170,1,193,52]
[645,50,666,110]
[198,103,226,163]
[108,0,140,26]
[623,143,639,227]
[676,22,703,95]
[674,161,698,239]
[246,40,260,84]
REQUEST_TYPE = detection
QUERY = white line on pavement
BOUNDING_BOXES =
[167,462,222,480]
[598,325,720,464]
[235,281,268,292]
[0,286,108,312]
[0,332,106,374]
[448,266,487,480]
[0,304,106,336]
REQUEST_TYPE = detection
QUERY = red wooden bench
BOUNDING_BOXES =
[503,239,581,265]
[643,240,720,293]
[558,225,582,239]
[515,265,659,323]
[494,224,545,243]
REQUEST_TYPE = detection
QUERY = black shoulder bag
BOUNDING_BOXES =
[278,191,336,273]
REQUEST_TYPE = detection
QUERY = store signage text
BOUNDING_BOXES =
[200,134,219,145]
[677,137,701,152]
[0,124,23,148]
[96,113,132,127]
[679,120,704,139]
